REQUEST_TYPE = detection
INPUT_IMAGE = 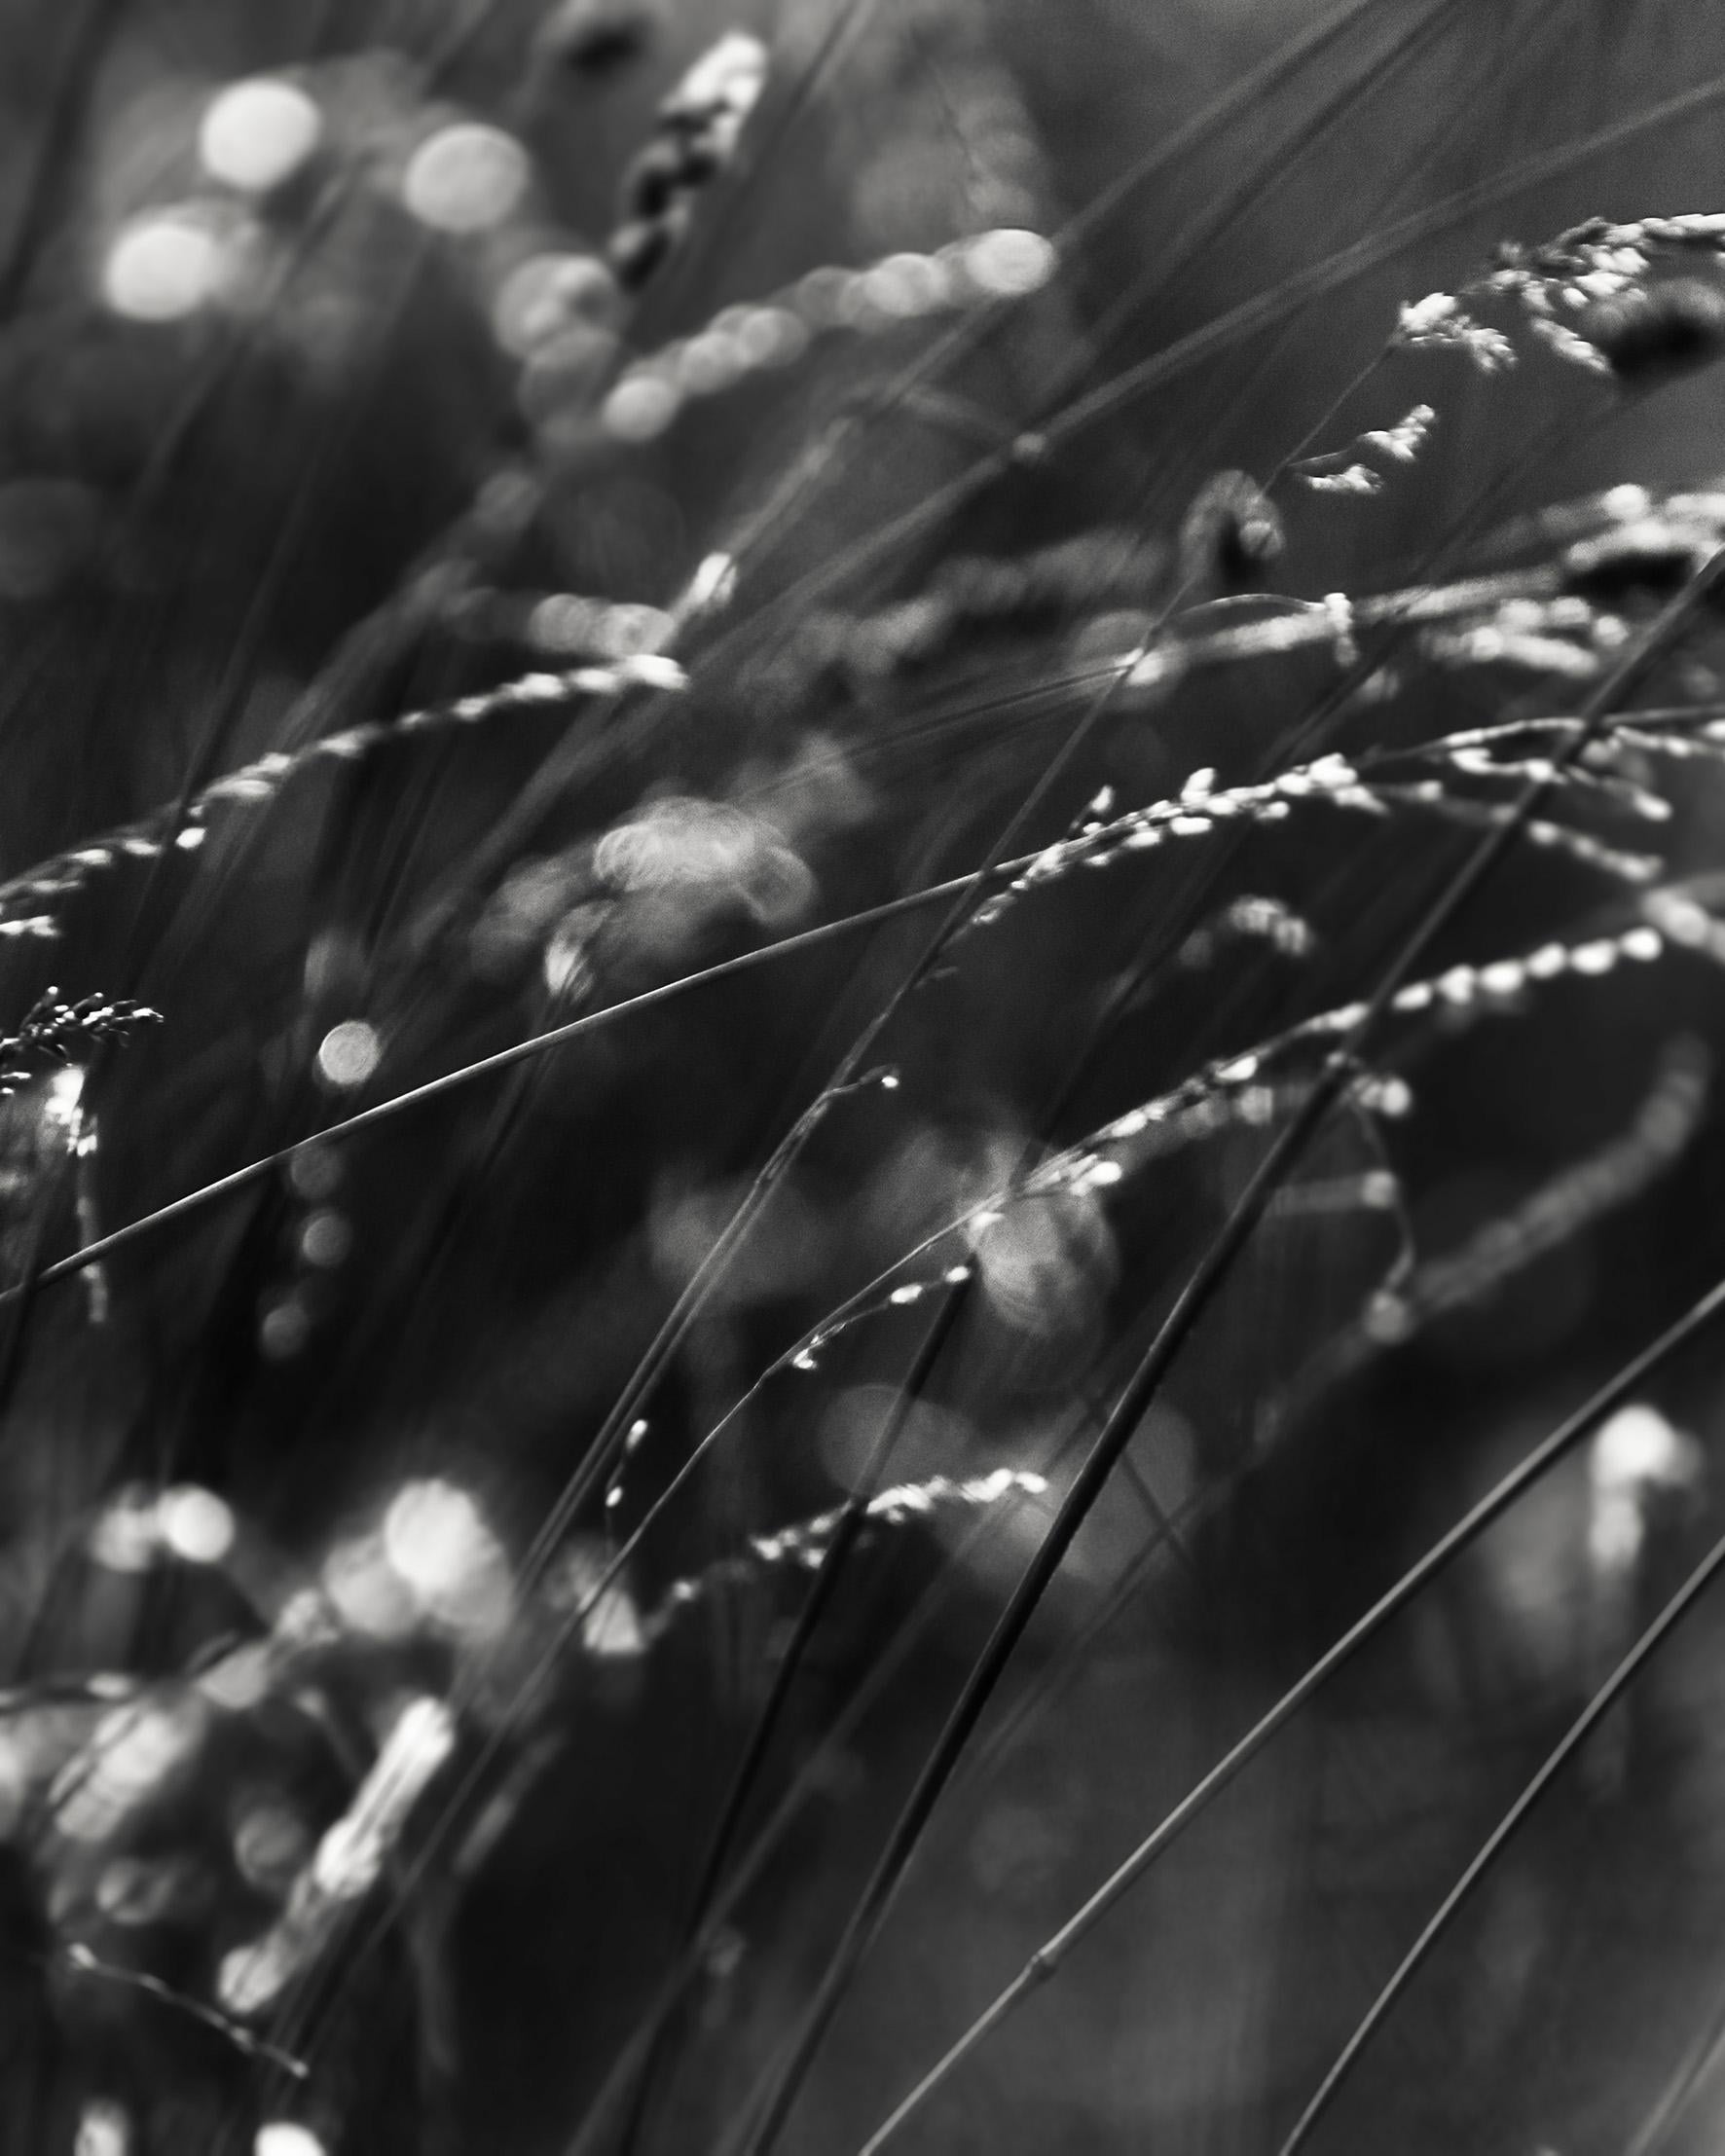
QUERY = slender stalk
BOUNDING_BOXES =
[616,1292,970,2155]
[1276,1517,1725,2155]
[0,875,993,1312]
[0,0,123,320]
[730,545,1725,2156]
[707,66,1725,670]
[700,0,1400,611]
[855,1266,1725,2153]
[1623,1967,1725,2156]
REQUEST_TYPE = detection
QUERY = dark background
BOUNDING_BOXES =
[2,3,1725,2152]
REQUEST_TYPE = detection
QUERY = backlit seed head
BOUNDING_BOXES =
[1577,276,1725,383]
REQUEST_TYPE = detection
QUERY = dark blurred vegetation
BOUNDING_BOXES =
[4,3,1725,2153]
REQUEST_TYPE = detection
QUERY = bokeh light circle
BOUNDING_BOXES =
[403,124,530,234]
[199,78,321,192]
[103,207,231,321]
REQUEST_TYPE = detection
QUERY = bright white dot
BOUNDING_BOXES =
[312,1696,455,1899]
[43,1066,86,1128]
[1592,1404,1700,1493]
[199,79,322,193]
[550,1545,645,1657]
[517,326,619,427]
[286,1145,342,1202]
[527,593,598,653]
[956,227,1056,299]
[1602,483,1652,522]
[299,1209,351,1268]
[601,372,680,442]
[493,251,620,356]
[56,1701,204,1841]
[675,331,748,396]
[157,1484,236,1564]
[219,1931,296,2016]
[234,1802,310,1889]
[383,1480,513,1638]
[259,1297,312,1360]
[384,1480,484,1596]
[684,551,737,612]
[199,1641,273,1712]
[89,1487,162,1572]
[403,124,530,234]
[0,1736,27,1839]
[793,265,852,328]
[593,602,673,659]
[322,1535,418,1639]
[75,2101,130,2156]
[315,1019,381,1089]
[542,917,595,1001]
[103,207,229,321]
[95,1854,182,1924]
[861,252,950,318]
[255,2123,326,2156]
[735,307,808,368]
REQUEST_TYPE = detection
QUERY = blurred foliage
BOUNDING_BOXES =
[4,3,1725,2154]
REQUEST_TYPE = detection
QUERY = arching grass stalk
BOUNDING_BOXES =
[484,242,1625,1782]
[0,622,1568,1320]
[561,385,1655,2150]
[690,0,1405,630]
[394,0,1410,944]
[481,396,1324,1715]
[0,877,989,1314]
[610,1290,975,2156]
[401,871,1713,1898]
[1273,1516,1725,2155]
[707,65,1725,676]
[552,1401,1195,2156]
[729,542,1725,2156]
[854,1265,1725,2153]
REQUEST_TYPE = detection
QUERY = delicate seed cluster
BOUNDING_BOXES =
[1032,920,1672,1207]
[1390,292,1516,372]
[1397,213,1725,383]
[1261,1041,1709,1444]
[606,32,768,292]
[1490,217,1725,379]
[1415,592,1615,682]
[447,588,677,661]
[600,226,1057,442]
[1053,1076,1408,1202]
[1560,501,1725,599]
[1644,887,1725,962]
[1384,922,1666,1014]
[1177,470,1284,597]
[1369,783,1662,885]
[218,1698,456,2017]
[768,526,1163,697]
[1292,402,1437,496]
[0,990,162,1096]
[789,1261,974,1374]
[1367,1040,1708,1345]
[1176,895,1315,970]
[967,754,1381,932]
[647,1471,1053,1626]
[0,655,685,929]
[1265,1168,1404,1222]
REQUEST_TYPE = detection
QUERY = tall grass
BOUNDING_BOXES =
[8,2,1725,2152]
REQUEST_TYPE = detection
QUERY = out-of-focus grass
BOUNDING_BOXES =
[4,5,1725,2154]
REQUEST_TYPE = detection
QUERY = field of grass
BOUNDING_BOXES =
[8,2,1725,2150]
